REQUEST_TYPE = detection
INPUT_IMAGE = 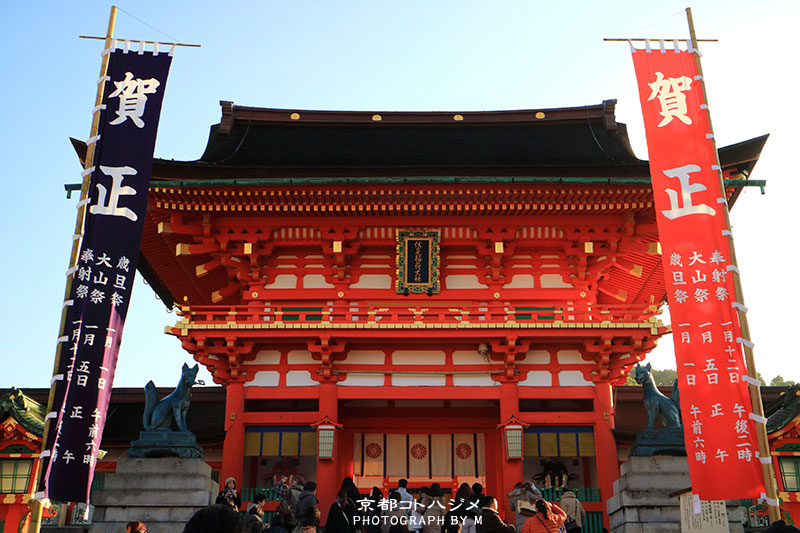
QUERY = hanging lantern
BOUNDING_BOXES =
[504,424,524,460]
[317,424,336,460]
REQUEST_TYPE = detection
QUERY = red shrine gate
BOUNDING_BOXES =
[132,100,766,527]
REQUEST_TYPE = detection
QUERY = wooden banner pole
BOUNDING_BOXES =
[29,6,117,533]
[685,6,781,523]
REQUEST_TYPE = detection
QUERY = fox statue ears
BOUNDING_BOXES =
[182,362,199,372]
[645,362,652,372]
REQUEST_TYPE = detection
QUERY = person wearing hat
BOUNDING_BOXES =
[509,482,542,531]
[217,477,242,510]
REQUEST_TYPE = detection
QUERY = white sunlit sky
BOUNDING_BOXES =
[1,1,797,391]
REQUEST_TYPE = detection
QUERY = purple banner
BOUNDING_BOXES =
[42,47,172,503]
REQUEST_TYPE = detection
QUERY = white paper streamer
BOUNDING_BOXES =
[731,302,748,313]
[737,337,755,349]
[742,375,761,387]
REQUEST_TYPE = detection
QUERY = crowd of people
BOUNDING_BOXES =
[158,476,588,533]
[123,475,591,533]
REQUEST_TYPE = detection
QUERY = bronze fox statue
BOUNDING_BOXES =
[634,363,681,429]
[143,363,201,432]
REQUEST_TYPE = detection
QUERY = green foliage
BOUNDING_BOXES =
[771,375,797,387]
[650,368,678,386]
[625,367,677,386]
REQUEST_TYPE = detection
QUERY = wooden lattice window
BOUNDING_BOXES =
[0,459,32,493]
[779,457,800,491]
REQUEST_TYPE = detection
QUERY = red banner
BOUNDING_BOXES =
[631,47,764,500]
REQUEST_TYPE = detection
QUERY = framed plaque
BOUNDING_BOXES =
[396,229,440,294]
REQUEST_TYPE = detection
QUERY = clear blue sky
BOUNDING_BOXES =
[1,1,797,390]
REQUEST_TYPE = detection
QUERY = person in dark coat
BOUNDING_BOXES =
[365,487,384,533]
[295,481,320,527]
[247,505,266,533]
[184,505,249,533]
[216,477,242,510]
[327,488,357,533]
[269,514,289,533]
[765,520,800,533]
[476,496,515,533]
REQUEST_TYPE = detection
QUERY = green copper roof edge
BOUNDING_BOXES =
[63,178,766,197]
[0,388,46,437]
[149,177,766,188]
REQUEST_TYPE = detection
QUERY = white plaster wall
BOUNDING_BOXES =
[452,350,486,365]
[285,371,318,386]
[445,275,488,289]
[518,371,552,386]
[253,350,281,364]
[245,371,280,387]
[391,374,447,386]
[343,350,386,364]
[265,274,297,289]
[351,274,392,289]
[392,350,446,365]
[303,274,334,288]
[505,274,535,288]
[559,371,591,386]
[520,350,551,364]
[540,273,572,288]
[453,375,495,386]
[288,350,316,364]
[339,373,385,386]
[557,350,588,364]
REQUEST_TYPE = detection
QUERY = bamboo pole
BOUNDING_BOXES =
[603,37,717,42]
[29,7,117,533]
[685,6,781,523]
[79,35,201,48]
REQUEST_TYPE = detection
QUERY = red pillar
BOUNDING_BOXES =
[339,429,354,483]
[593,380,619,530]
[317,382,338,522]
[1,503,22,533]
[221,381,245,496]
[499,382,523,522]
[484,428,504,514]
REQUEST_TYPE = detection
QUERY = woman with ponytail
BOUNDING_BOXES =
[520,498,566,533]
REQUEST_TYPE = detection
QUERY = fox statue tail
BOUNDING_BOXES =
[143,381,158,430]
[671,378,682,423]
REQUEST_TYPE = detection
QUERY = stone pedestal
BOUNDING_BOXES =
[127,431,203,459]
[88,457,216,533]
[629,427,686,457]
[607,456,745,533]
